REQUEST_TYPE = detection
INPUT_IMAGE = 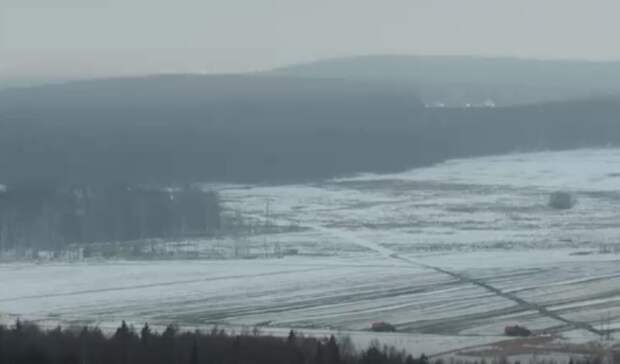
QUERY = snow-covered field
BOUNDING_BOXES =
[2,148,620,355]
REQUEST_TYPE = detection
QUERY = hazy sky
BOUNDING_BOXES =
[1,0,620,79]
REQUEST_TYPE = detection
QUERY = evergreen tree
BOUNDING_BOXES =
[191,338,199,364]
[287,330,297,346]
[315,342,326,364]
[326,335,340,364]
[140,323,152,345]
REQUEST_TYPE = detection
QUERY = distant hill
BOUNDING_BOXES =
[271,55,620,106]
[0,74,424,185]
[1,73,620,186]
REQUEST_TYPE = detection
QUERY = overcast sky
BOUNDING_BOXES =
[1,0,620,79]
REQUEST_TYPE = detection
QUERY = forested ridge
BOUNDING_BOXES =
[1,73,620,254]
[1,75,619,186]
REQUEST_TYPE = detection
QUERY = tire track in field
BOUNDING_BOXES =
[402,255,604,335]
[303,224,605,336]
[169,280,465,322]
[0,267,329,303]
[221,198,605,336]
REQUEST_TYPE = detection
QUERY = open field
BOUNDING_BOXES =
[2,148,620,356]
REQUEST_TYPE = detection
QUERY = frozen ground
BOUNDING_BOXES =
[1,148,620,355]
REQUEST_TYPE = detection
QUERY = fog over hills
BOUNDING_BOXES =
[5,1,620,358]
[5,55,620,104]
[272,55,620,106]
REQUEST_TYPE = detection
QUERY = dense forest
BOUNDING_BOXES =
[0,321,419,364]
[0,321,608,364]
[0,184,221,254]
[1,68,620,255]
[1,75,619,186]
[0,75,422,185]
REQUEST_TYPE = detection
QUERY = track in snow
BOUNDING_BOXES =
[0,266,330,303]
[302,222,605,337]
[392,255,604,336]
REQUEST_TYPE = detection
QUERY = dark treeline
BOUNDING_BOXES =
[0,321,432,364]
[0,184,221,253]
[1,76,620,186]
[0,321,609,364]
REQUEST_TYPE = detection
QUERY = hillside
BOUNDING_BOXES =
[1,74,620,186]
[0,75,422,185]
[272,55,620,106]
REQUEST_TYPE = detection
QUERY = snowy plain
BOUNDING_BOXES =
[1,148,620,356]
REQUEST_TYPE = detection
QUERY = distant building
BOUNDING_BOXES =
[465,99,496,108]
[424,102,446,108]
[482,99,496,108]
[504,325,532,337]
[370,321,396,332]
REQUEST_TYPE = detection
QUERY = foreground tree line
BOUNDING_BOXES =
[0,321,430,364]
[0,321,611,364]
[0,184,221,255]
